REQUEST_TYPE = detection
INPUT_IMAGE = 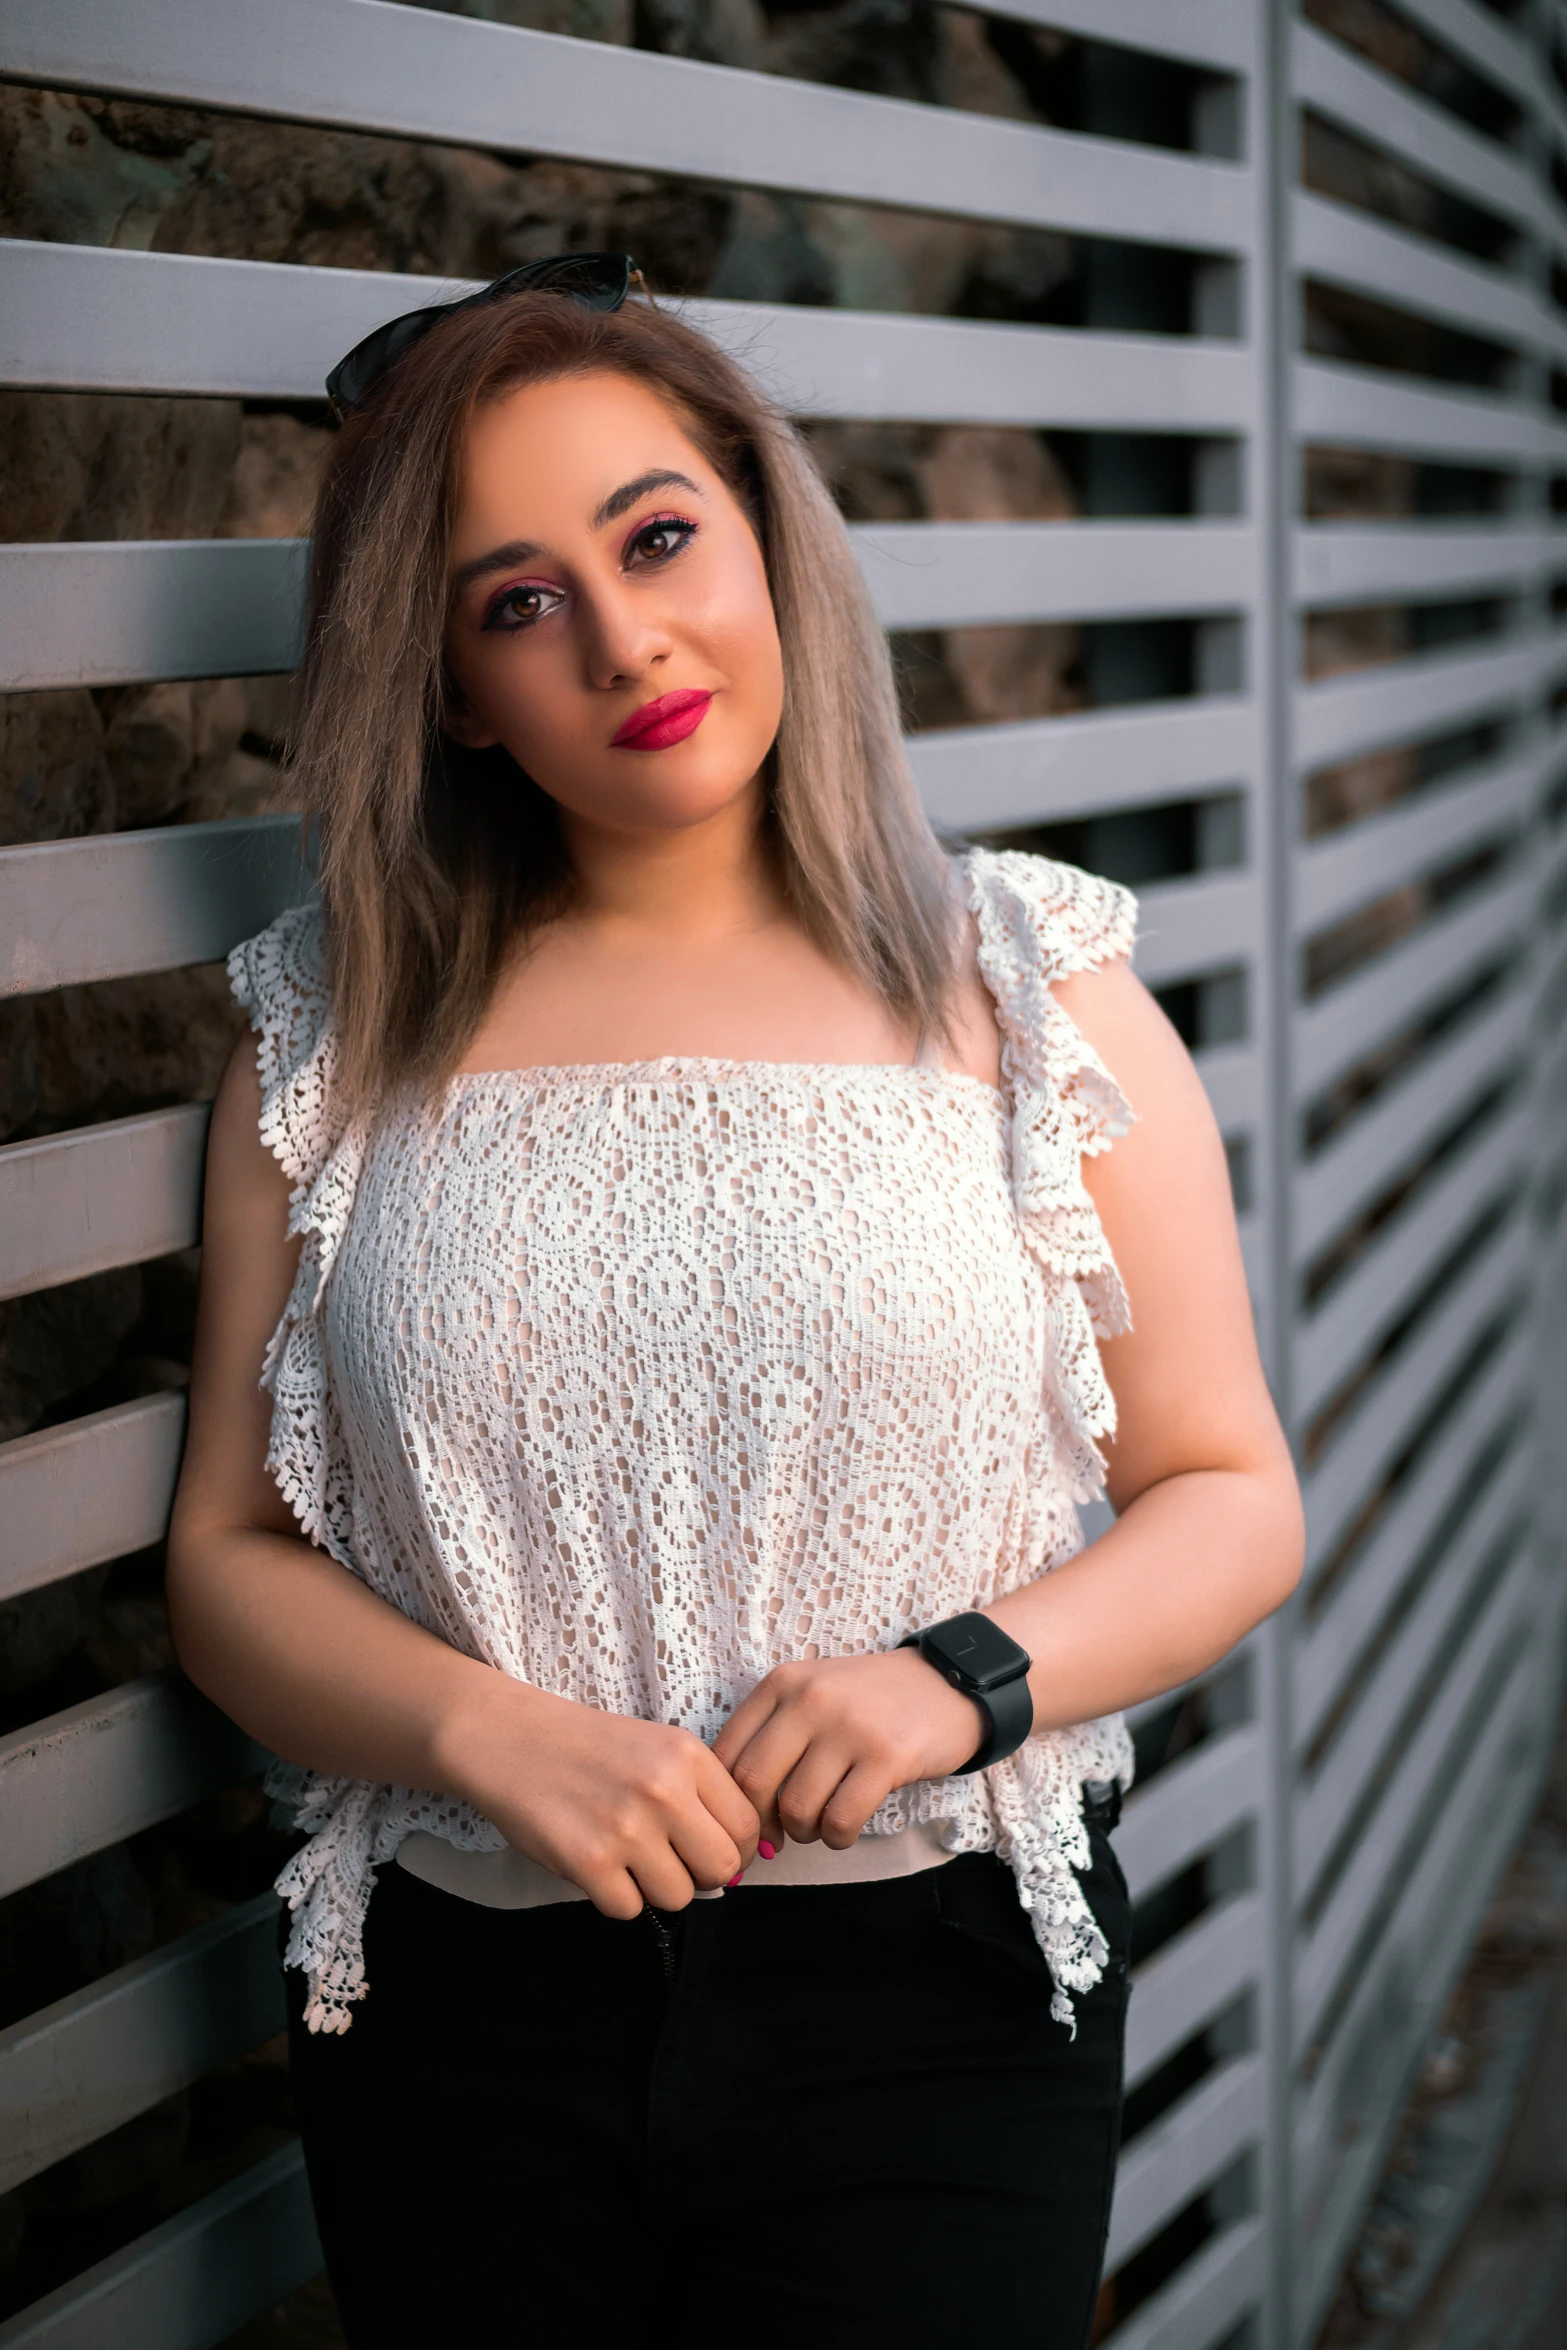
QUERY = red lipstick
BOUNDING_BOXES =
[610,689,713,751]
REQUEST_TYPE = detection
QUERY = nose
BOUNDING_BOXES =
[581,577,672,692]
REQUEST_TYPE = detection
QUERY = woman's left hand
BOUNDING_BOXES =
[711,1649,986,1853]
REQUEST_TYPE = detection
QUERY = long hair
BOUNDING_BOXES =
[292,290,957,1119]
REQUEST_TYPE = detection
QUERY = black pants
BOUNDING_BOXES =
[286,1814,1130,2348]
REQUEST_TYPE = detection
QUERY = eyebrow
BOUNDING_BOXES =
[451,538,544,596]
[451,470,705,597]
[591,468,703,528]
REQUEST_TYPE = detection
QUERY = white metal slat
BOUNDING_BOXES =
[1130,872,1261,990]
[1294,750,1540,928]
[1536,892,1567,999]
[1292,1648,1543,2330]
[0,542,308,694]
[0,2143,318,2350]
[1306,1228,1525,1547]
[1124,1892,1265,2091]
[1117,1725,1264,1905]
[457,301,1245,441]
[1294,868,1537,1098]
[980,0,1256,74]
[0,1894,282,2196]
[1299,1238,1528,1588]
[1294,357,1559,464]
[1544,21,1567,167]
[1294,1797,1529,2339]
[1106,2055,1266,2274]
[1297,1337,1527,1746]
[0,1105,209,1302]
[1295,1095,1532,1418]
[1536,991,1567,1107]
[1392,0,1537,107]
[0,1395,187,1604]
[1539,803,1567,896]
[1295,638,1549,773]
[0,240,1261,434]
[1293,980,1532,1260]
[1295,1465,1526,1890]
[1537,808,1567,904]
[1293,1536,1534,2049]
[856,520,1257,631]
[0,1675,267,1904]
[908,698,1260,836]
[1294,520,1557,608]
[1101,2218,1266,2350]
[1292,18,1539,229]
[0,0,1256,252]
[1294,190,1552,359]
[0,817,308,999]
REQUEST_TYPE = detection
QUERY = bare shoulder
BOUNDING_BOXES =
[1052,960,1281,1502]
[171,1027,302,1548]
[944,907,1205,1127]
[199,1024,299,1332]
[205,1026,293,1224]
[1053,956,1216,1133]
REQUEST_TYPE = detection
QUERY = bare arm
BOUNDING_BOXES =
[166,1034,757,1916]
[984,955,1303,1717]
[715,956,1303,1848]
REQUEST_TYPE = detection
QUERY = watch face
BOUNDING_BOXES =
[923,1611,1029,1692]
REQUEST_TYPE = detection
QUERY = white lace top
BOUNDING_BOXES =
[229,847,1138,2035]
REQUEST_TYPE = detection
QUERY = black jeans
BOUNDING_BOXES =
[286,1812,1131,2348]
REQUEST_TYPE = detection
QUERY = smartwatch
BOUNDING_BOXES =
[899,1611,1034,1773]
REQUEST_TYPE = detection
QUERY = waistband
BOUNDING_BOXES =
[395,1819,955,1911]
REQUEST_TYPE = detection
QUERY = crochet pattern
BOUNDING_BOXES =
[228,848,1138,2033]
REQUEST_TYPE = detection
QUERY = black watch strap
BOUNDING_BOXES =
[954,1665,1034,1773]
[899,1615,1034,1774]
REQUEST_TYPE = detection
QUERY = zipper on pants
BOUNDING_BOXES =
[643,1903,676,1992]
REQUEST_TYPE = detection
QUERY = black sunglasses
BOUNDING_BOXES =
[325,251,644,421]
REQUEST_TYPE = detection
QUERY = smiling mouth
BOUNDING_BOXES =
[610,689,714,751]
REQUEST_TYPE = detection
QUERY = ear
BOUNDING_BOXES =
[439,673,502,752]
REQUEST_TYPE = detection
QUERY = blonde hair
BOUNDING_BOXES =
[291,291,956,1117]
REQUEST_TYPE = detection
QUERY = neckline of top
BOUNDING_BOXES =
[442,1054,1006,1102]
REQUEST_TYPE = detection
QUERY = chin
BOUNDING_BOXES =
[574,752,768,834]
[621,780,757,832]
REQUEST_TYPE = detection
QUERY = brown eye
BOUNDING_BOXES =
[627,516,697,567]
[481,582,565,633]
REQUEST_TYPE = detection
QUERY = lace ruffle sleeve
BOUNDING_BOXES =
[227,902,366,1572]
[963,846,1138,1500]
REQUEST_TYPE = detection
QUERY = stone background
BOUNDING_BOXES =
[0,0,1518,2335]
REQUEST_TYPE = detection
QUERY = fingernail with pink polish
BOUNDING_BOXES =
[758,1840,777,1861]
[727,1872,743,1888]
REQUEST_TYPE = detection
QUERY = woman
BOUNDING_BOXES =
[167,257,1302,2347]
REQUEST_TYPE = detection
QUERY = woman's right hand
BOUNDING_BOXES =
[436,1677,761,1918]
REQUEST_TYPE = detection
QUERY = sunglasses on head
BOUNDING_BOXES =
[325,250,644,422]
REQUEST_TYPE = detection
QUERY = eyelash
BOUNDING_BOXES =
[480,512,699,634]
[480,581,563,633]
[626,511,698,567]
